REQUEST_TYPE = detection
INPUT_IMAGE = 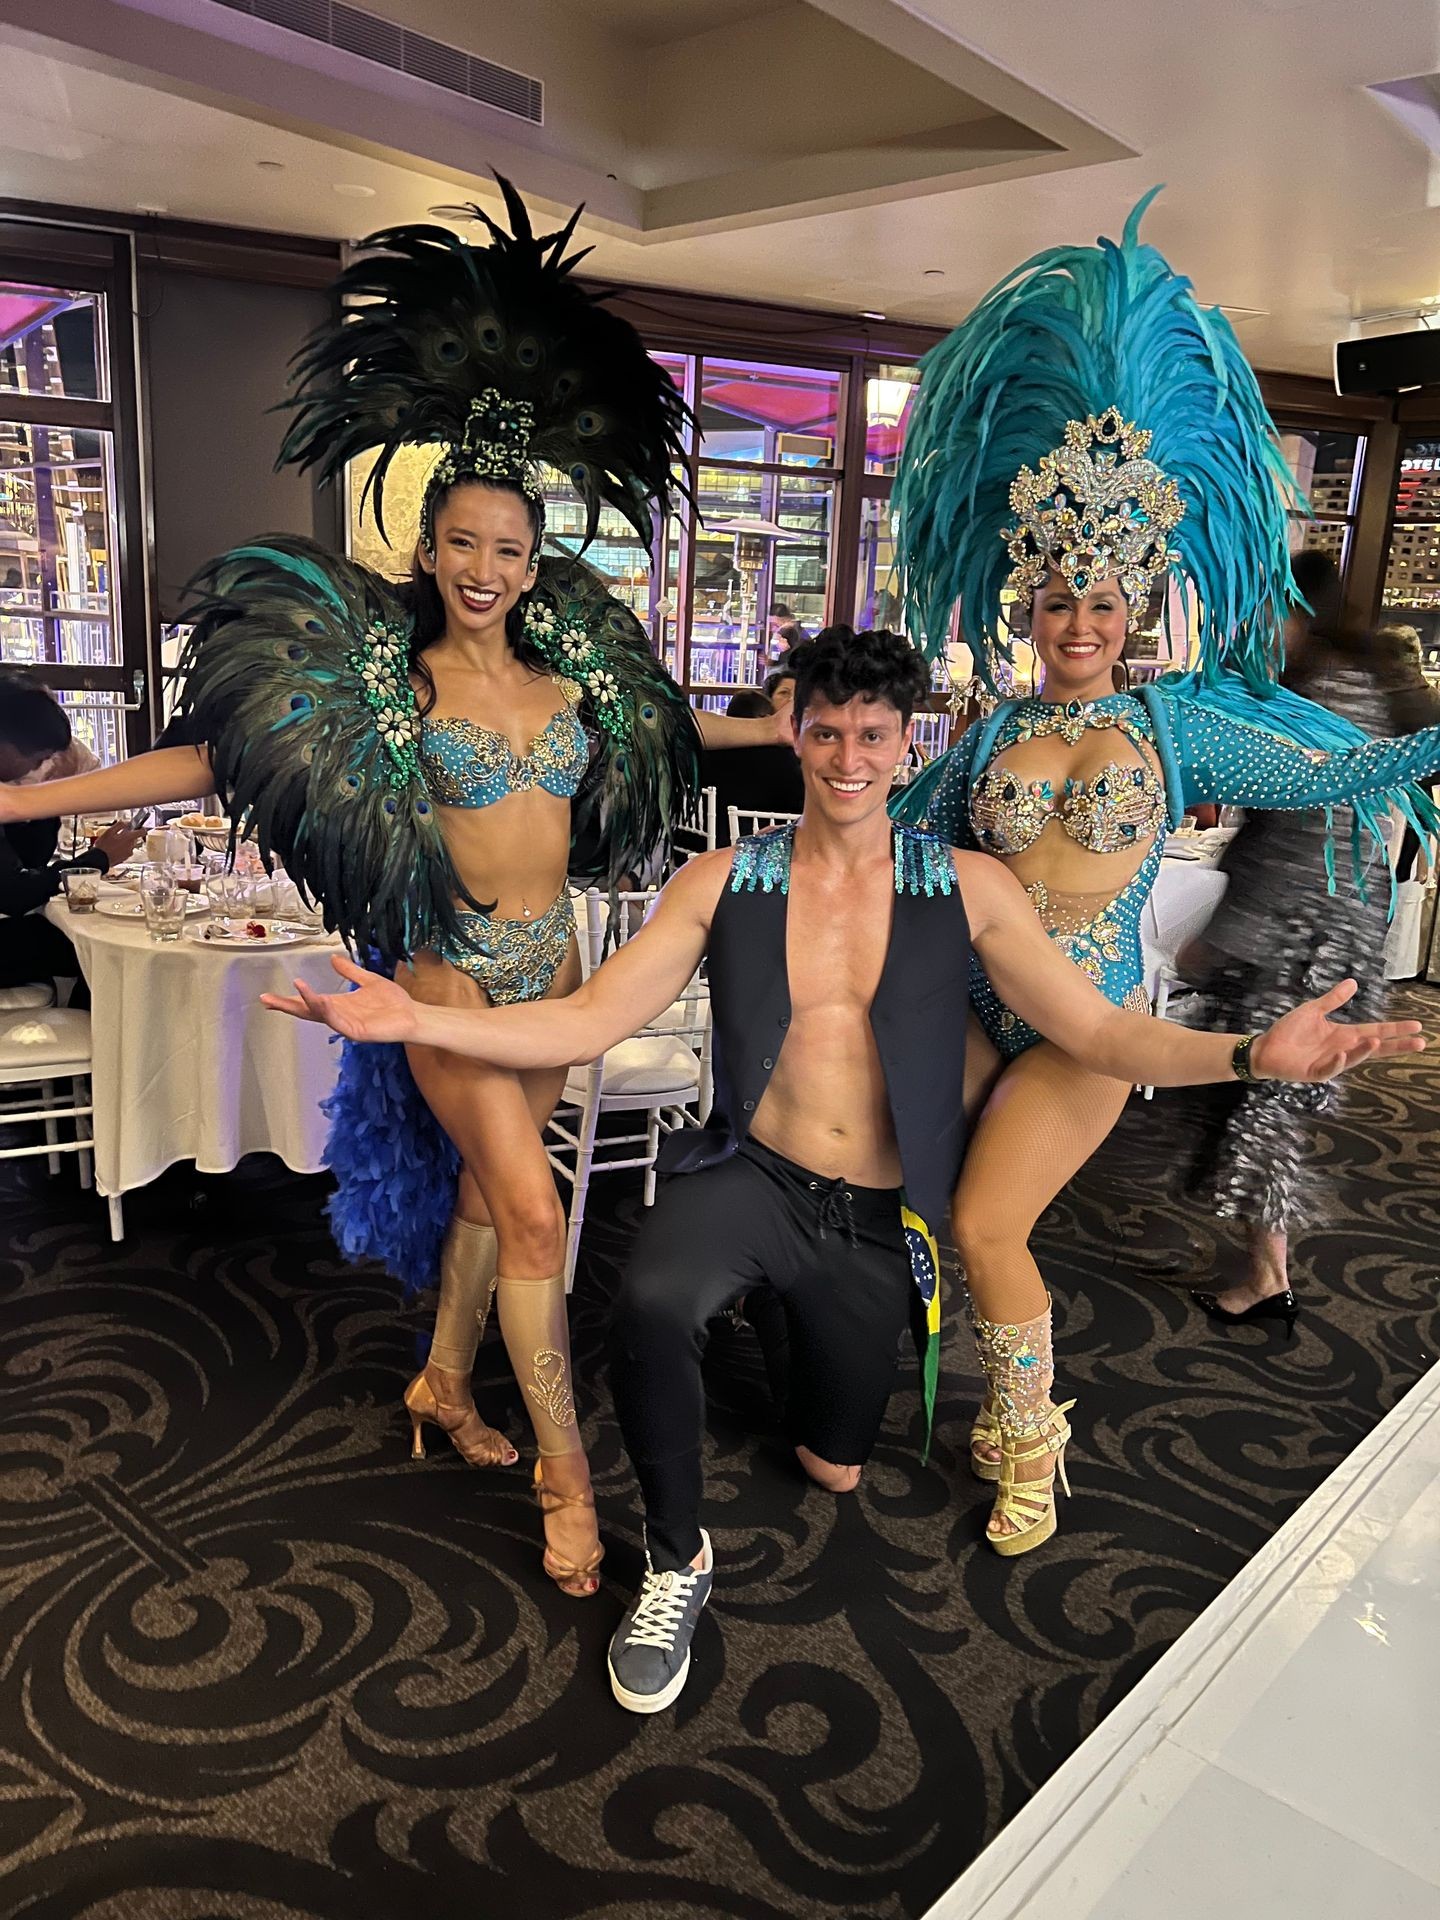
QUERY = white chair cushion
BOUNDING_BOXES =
[0,1007,93,1074]
[567,1035,699,1099]
[0,983,55,1011]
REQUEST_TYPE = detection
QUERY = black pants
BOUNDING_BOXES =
[610,1138,915,1571]
[0,916,88,1009]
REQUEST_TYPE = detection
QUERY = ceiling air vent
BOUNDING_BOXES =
[208,0,543,124]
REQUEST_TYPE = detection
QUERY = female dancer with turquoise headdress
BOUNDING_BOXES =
[0,182,770,1597]
[891,192,1440,1558]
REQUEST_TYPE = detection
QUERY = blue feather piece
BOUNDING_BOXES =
[895,191,1300,690]
[320,1028,458,1296]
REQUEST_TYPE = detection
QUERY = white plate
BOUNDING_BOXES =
[183,920,307,948]
[95,894,209,918]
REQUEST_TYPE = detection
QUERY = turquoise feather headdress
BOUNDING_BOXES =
[895,188,1301,691]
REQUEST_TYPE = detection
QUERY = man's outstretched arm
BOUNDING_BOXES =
[961,853,1425,1085]
[263,852,726,1066]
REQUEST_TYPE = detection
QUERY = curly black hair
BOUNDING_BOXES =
[792,625,929,726]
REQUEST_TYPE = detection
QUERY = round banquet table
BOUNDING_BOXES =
[43,884,344,1236]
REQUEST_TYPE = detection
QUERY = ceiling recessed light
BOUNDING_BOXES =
[922,268,945,279]
[256,159,285,172]
[429,203,480,221]
[860,309,886,321]
[136,203,168,215]
[333,183,377,199]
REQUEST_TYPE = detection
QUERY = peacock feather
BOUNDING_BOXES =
[895,189,1300,691]
[524,552,702,890]
[277,174,691,551]
[176,536,476,963]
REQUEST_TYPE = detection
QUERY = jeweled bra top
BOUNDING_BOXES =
[419,677,588,808]
[969,694,1168,857]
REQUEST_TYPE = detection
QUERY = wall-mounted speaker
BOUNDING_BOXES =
[1334,328,1440,396]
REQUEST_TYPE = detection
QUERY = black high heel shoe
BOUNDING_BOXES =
[1191,1287,1299,1338]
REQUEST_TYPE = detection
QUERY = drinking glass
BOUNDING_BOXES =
[203,870,244,927]
[140,866,185,942]
[61,869,101,913]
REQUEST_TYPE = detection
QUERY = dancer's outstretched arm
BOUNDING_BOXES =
[0,746,213,824]
[264,851,726,1064]
[962,853,1424,1086]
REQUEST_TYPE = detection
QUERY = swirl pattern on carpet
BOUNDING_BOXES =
[1,986,1436,1918]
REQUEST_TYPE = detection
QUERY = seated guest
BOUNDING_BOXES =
[724,689,774,719]
[701,650,808,845]
[0,674,141,1004]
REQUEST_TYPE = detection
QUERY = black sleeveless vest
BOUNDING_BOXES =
[655,830,973,1234]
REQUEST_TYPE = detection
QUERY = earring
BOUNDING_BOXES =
[1117,655,1132,693]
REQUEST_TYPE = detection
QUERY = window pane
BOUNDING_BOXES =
[1278,428,1361,519]
[689,468,832,685]
[535,462,656,621]
[1291,516,1348,572]
[865,364,920,475]
[0,285,106,401]
[653,350,694,453]
[698,358,839,467]
[58,692,124,766]
[855,494,902,629]
[773,471,832,633]
[1382,438,1440,649]
[0,419,118,670]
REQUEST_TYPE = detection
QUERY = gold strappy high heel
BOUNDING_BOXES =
[989,1399,1075,1556]
[404,1367,517,1467]
[970,1398,1002,1483]
[533,1458,603,1598]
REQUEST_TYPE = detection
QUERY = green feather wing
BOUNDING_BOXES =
[522,553,701,888]
[176,536,473,961]
[277,175,691,549]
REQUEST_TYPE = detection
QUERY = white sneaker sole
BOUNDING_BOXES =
[608,1647,691,1714]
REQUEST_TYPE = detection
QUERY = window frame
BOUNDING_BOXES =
[0,236,150,755]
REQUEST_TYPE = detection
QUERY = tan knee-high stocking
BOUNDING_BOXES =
[495,1272,583,1458]
[428,1217,499,1373]
[404,1217,514,1466]
[496,1272,601,1595]
[969,1296,1058,1438]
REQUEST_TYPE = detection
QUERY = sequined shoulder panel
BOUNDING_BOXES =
[729,824,794,893]
[728,822,956,898]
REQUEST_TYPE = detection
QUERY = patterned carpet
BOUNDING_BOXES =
[1,988,1437,1920]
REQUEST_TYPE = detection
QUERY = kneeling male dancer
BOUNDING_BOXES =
[267,627,1422,1714]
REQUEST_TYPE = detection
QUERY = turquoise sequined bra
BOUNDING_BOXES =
[419,677,588,808]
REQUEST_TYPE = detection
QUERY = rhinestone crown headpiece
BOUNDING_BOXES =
[421,388,542,549]
[1003,408,1185,625]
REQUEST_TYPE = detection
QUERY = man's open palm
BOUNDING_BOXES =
[261,954,419,1044]
[1252,979,1424,1082]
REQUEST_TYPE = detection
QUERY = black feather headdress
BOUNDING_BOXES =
[278,175,691,551]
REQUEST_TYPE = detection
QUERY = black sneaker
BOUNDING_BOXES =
[607,1531,713,1714]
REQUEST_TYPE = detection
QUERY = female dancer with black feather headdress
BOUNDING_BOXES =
[0,181,768,1597]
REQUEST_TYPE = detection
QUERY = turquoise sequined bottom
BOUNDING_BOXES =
[434,887,576,1006]
[972,840,1164,1059]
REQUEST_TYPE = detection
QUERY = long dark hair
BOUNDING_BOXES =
[403,474,549,716]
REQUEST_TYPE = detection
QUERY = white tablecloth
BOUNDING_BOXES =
[45,887,344,1198]
[1140,854,1230,995]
